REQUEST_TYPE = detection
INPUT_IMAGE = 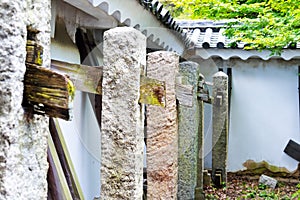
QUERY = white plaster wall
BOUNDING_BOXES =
[57,92,101,200]
[51,21,101,199]
[228,59,300,172]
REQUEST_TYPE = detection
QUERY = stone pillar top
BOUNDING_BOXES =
[213,71,228,77]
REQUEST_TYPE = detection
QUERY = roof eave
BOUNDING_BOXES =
[63,0,186,54]
[186,48,300,61]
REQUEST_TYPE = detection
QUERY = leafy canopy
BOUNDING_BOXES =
[161,0,300,55]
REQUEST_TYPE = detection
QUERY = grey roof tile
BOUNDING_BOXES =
[177,20,300,49]
[138,0,188,43]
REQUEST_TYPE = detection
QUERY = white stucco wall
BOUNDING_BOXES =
[228,59,300,172]
[194,57,300,172]
[57,92,101,200]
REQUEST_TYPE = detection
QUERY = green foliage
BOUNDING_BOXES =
[291,183,300,199]
[161,0,300,55]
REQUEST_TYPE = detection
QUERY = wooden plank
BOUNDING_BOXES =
[48,133,73,200]
[50,118,85,199]
[23,63,74,120]
[284,139,300,162]
[176,83,194,107]
[51,59,102,94]
[139,76,166,107]
[26,40,43,66]
[51,60,166,106]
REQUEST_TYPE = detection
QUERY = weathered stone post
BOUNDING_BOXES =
[196,75,205,199]
[146,51,179,199]
[0,1,50,199]
[177,61,204,199]
[101,27,146,199]
[212,71,229,187]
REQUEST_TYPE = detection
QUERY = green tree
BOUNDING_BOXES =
[161,0,300,55]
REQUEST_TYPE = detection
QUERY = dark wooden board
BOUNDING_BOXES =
[284,139,300,162]
[23,63,74,120]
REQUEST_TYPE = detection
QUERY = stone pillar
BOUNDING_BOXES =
[0,1,50,199]
[101,27,146,200]
[212,71,229,187]
[177,61,204,199]
[146,51,179,199]
[196,76,205,199]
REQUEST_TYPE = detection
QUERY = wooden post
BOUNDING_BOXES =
[212,71,229,187]
[146,51,179,199]
[177,61,204,199]
[100,27,146,199]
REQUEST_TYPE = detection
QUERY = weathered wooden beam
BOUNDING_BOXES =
[139,76,166,107]
[23,63,74,120]
[176,79,194,107]
[26,40,43,66]
[50,60,166,106]
[51,60,102,94]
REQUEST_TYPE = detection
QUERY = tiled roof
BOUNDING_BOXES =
[177,20,300,49]
[177,20,300,60]
[138,0,184,34]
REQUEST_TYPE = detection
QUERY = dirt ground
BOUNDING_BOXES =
[204,174,300,199]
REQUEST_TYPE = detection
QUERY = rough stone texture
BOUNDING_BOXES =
[100,27,146,200]
[195,99,205,200]
[146,51,179,200]
[259,174,278,189]
[212,71,229,186]
[0,0,50,199]
[177,61,204,200]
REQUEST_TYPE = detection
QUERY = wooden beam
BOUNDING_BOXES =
[26,40,43,65]
[139,76,166,107]
[50,60,166,106]
[51,60,102,94]
[23,63,74,120]
[176,82,194,107]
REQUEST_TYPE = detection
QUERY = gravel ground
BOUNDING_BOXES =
[204,174,299,199]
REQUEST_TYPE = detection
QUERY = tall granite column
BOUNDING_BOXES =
[212,71,229,187]
[101,27,146,199]
[0,1,50,199]
[146,51,179,199]
[177,61,204,199]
